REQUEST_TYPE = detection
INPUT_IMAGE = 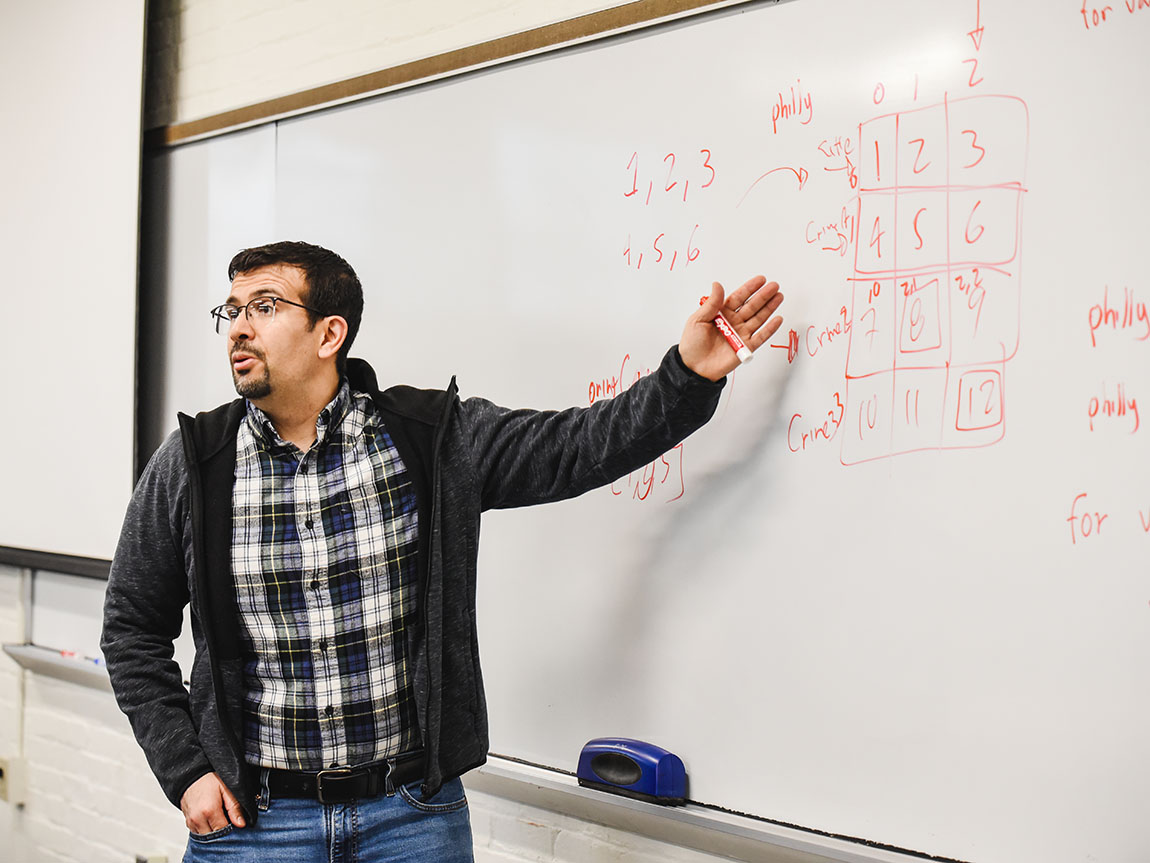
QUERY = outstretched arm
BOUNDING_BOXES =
[463,275,784,511]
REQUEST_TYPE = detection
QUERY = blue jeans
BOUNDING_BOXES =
[183,773,473,862]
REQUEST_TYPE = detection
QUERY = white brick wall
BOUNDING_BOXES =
[0,566,188,863]
[469,789,750,863]
[0,566,25,756]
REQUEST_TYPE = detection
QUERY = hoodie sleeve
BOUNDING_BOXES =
[101,431,213,807]
[459,345,725,511]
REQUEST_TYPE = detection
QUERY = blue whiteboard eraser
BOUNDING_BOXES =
[577,737,687,805]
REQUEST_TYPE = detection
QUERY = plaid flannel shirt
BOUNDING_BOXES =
[231,382,420,771]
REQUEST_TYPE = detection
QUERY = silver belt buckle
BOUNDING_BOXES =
[316,767,356,804]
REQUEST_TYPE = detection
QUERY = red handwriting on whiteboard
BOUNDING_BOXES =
[787,392,845,453]
[611,443,685,503]
[771,78,814,134]
[840,94,1027,466]
[818,134,859,190]
[1088,383,1141,433]
[770,328,801,363]
[1063,493,1150,546]
[588,353,646,406]
[622,226,701,272]
[955,370,1003,431]
[1080,2,1115,28]
[623,149,716,204]
[962,0,985,88]
[588,354,686,504]
[1067,493,1109,545]
[621,149,714,272]
[953,267,987,335]
[1080,0,1150,29]
[1087,285,1150,347]
[805,205,857,257]
[806,307,852,359]
[738,166,809,209]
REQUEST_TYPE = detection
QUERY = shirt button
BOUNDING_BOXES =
[300,464,308,474]
[318,640,327,651]
[324,705,335,716]
[305,518,314,529]
[310,580,320,591]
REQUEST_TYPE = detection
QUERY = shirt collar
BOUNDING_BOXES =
[243,380,352,453]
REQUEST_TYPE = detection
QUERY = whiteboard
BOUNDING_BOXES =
[0,0,145,560]
[144,2,1150,861]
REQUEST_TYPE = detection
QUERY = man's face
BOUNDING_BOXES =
[224,265,318,402]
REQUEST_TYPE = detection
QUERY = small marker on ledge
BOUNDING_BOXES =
[57,650,104,666]
[700,296,753,364]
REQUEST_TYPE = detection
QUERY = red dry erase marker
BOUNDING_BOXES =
[700,296,754,364]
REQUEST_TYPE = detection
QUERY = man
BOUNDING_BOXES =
[102,241,784,861]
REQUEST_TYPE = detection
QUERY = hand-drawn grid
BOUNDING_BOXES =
[842,94,1028,465]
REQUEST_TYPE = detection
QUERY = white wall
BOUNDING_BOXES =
[0,566,187,863]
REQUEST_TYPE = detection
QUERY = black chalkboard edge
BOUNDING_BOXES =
[0,546,110,581]
[143,0,777,148]
[689,799,971,863]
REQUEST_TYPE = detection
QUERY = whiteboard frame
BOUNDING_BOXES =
[468,757,963,863]
[148,0,768,145]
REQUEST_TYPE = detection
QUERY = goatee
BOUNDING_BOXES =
[234,371,271,400]
[231,346,271,399]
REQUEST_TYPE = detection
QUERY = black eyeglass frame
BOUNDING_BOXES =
[209,296,325,334]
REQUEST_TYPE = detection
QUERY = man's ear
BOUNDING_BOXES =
[316,315,349,362]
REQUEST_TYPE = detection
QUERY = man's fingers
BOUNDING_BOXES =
[748,315,785,351]
[186,802,228,834]
[725,275,769,312]
[222,783,247,827]
[742,286,785,351]
[208,805,232,832]
[697,282,725,321]
[186,808,217,834]
[742,289,785,331]
[731,280,781,320]
[181,772,243,834]
[743,292,784,333]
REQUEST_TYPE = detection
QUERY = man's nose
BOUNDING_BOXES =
[229,309,254,340]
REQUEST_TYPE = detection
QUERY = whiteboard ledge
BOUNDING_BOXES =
[467,756,965,863]
[0,546,110,580]
[2,644,112,693]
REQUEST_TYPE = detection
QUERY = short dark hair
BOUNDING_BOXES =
[228,241,364,374]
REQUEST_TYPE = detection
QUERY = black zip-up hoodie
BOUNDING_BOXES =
[102,347,724,822]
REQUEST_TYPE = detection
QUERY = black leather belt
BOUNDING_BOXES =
[260,752,424,803]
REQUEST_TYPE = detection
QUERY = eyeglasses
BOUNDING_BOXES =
[209,296,323,335]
